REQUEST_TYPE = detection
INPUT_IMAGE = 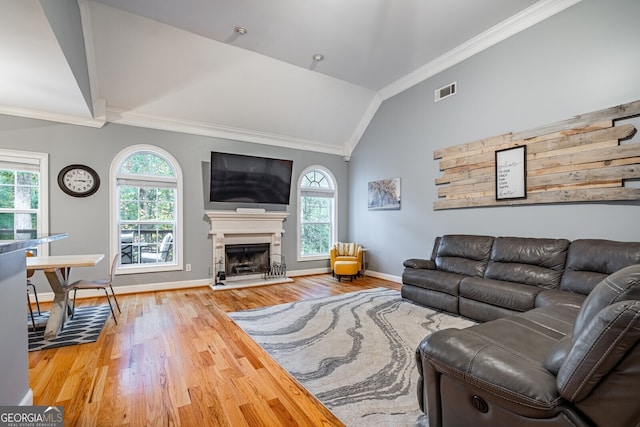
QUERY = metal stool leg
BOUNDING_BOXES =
[103,289,118,324]
[27,282,41,314]
[109,284,121,313]
[27,294,37,330]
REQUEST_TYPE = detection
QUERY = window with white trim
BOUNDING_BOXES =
[298,166,337,260]
[111,145,183,274]
[0,150,49,255]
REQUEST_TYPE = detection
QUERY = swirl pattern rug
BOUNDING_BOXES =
[229,287,475,426]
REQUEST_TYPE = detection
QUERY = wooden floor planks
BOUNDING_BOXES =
[28,274,399,426]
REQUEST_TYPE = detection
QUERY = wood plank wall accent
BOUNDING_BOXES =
[433,100,640,210]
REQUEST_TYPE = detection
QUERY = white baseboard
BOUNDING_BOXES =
[287,267,331,276]
[32,278,211,302]
[364,270,402,283]
[31,269,400,302]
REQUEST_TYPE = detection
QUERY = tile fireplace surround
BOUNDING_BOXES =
[205,210,292,289]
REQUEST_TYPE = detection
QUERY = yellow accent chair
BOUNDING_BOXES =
[330,242,363,277]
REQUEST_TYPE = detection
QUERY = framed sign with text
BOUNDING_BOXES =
[495,146,526,200]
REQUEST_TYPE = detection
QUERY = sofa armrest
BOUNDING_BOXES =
[419,326,561,411]
[403,258,435,269]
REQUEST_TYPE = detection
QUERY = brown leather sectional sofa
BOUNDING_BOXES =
[402,235,640,427]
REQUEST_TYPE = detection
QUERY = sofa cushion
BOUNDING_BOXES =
[402,268,463,296]
[402,285,459,314]
[535,289,586,309]
[560,239,640,295]
[484,237,570,288]
[458,297,519,322]
[460,276,542,312]
[543,335,572,375]
[418,305,576,409]
[558,300,640,402]
[573,263,640,337]
[434,234,494,277]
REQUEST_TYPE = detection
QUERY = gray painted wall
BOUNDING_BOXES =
[0,116,348,291]
[350,0,640,278]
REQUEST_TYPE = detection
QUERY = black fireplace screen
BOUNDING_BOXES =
[224,243,287,279]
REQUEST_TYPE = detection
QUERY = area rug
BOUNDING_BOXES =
[28,304,112,352]
[229,288,476,426]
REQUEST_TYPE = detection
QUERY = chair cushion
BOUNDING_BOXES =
[334,260,359,275]
[335,242,358,256]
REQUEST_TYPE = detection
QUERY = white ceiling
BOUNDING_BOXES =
[0,0,582,156]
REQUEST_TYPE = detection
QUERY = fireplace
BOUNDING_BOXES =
[225,243,270,277]
[206,210,289,285]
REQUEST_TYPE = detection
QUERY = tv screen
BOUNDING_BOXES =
[209,152,293,205]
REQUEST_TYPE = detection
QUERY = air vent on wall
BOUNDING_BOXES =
[435,82,457,102]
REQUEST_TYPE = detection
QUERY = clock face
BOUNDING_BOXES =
[57,165,100,197]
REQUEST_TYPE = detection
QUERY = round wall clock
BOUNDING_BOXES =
[57,164,100,197]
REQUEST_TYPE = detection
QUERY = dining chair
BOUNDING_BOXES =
[65,254,121,324]
[26,252,41,330]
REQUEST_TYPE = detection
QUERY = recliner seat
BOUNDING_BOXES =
[416,264,640,427]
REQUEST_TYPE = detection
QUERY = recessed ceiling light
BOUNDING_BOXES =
[312,53,324,62]
[234,26,247,35]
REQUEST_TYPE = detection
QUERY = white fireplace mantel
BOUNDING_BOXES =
[205,210,289,282]
[206,210,289,236]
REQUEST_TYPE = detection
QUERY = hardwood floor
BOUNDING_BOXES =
[28,274,400,426]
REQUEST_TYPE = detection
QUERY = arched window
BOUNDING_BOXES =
[297,166,337,260]
[110,145,183,274]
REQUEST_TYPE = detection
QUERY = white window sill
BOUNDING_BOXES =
[116,263,183,275]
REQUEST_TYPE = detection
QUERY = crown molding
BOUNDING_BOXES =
[343,93,383,157]
[105,107,344,155]
[378,0,583,101]
[344,0,585,155]
[0,105,105,128]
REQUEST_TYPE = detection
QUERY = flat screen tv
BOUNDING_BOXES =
[209,152,293,205]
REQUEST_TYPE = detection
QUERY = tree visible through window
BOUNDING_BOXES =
[0,150,48,254]
[299,167,336,259]
[0,170,38,239]
[112,146,182,273]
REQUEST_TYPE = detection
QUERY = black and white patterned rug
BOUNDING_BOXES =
[28,304,112,352]
[229,288,476,426]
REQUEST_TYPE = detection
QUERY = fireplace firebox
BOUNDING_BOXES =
[225,243,270,277]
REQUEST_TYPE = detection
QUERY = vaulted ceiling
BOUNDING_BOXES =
[0,0,582,156]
